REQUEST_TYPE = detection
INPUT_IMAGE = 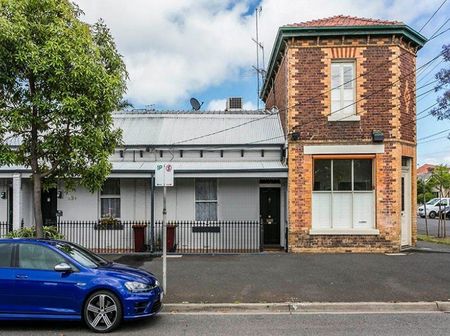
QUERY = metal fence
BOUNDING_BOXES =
[153,220,262,254]
[57,220,262,254]
[0,222,11,238]
[57,220,151,254]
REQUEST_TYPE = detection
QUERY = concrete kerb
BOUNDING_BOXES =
[163,302,450,314]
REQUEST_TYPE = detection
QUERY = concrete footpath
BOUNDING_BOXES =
[106,246,450,305]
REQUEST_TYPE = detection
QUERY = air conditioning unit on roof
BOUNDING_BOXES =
[225,97,243,111]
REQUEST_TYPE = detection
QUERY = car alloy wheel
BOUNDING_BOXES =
[429,211,436,219]
[84,291,122,333]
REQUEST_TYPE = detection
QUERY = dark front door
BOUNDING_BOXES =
[260,188,280,245]
[41,188,57,226]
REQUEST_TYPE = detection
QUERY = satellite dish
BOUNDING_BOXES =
[190,97,203,111]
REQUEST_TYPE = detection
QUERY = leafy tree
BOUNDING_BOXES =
[417,178,435,205]
[0,0,127,237]
[431,44,450,119]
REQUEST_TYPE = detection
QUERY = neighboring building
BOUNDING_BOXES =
[417,163,436,180]
[261,15,427,252]
[0,106,289,250]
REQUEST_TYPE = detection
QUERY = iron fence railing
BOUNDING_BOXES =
[57,220,152,254]
[153,220,261,254]
[0,221,11,238]
[57,220,262,254]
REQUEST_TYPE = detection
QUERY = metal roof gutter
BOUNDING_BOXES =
[261,24,428,101]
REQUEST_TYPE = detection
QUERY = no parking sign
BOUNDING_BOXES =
[155,163,174,187]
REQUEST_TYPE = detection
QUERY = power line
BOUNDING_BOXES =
[246,100,443,146]
[419,0,448,32]
[429,17,450,39]
[418,128,450,141]
[173,50,441,146]
[427,27,450,41]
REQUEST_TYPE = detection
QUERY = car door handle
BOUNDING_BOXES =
[16,274,28,279]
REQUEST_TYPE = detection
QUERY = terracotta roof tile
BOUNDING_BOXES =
[286,15,402,28]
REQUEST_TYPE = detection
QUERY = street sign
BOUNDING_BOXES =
[155,163,174,187]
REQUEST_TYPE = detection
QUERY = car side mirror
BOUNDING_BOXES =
[54,262,73,273]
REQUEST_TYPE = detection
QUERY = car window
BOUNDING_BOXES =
[54,242,109,268]
[427,199,438,205]
[18,244,66,270]
[0,243,13,268]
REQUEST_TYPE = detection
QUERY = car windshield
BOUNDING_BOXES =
[426,199,439,205]
[54,242,110,268]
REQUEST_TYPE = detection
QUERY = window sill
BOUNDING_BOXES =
[309,229,379,235]
[328,115,360,122]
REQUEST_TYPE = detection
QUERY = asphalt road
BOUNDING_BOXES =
[0,313,449,335]
[417,217,450,236]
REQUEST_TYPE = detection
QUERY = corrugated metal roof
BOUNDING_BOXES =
[113,111,284,146]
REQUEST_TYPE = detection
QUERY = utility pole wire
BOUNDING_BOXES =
[419,0,448,32]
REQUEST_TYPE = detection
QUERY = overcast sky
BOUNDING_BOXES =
[74,0,450,166]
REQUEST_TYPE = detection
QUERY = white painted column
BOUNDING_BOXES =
[12,173,22,230]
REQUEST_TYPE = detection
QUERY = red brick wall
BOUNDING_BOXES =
[264,36,418,253]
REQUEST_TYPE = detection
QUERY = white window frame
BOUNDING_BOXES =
[195,178,218,221]
[329,60,359,121]
[311,159,378,235]
[100,179,121,219]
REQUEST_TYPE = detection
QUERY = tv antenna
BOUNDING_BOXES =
[252,6,265,111]
[190,97,203,111]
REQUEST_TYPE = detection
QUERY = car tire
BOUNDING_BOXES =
[84,290,122,333]
[429,211,436,219]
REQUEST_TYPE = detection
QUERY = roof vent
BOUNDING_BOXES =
[225,97,243,111]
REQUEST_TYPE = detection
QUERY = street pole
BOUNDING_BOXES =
[162,185,167,294]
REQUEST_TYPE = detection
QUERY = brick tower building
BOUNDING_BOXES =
[261,16,427,252]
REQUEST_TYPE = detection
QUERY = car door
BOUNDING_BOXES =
[14,242,82,315]
[0,243,16,313]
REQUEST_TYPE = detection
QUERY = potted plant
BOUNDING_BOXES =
[95,215,124,230]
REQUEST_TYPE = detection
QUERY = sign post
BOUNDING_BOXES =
[155,163,174,294]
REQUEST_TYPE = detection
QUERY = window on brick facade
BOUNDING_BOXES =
[195,179,218,221]
[312,159,374,231]
[330,61,356,120]
[100,179,121,218]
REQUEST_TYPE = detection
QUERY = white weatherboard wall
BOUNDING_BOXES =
[219,178,259,220]
[59,185,98,221]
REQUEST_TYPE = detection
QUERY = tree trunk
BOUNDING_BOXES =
[423,193,429,236]
[33,174,44,238]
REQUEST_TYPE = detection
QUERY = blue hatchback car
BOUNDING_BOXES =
[0,239,163,333]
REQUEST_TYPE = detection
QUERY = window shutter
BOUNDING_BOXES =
[331,63,341,114]
[330,62,356,120]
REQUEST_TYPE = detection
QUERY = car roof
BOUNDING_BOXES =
[0,238,65,245]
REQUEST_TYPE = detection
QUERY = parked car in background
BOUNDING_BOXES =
[0,239,162,333]
[418,198,450,219]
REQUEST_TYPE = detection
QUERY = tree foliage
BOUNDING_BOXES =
[417,178,435,204]
[431,44,450,119]
[428,165,450,197]
[0,0,127,235]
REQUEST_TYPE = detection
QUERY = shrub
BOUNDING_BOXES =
[6,226,64,239]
